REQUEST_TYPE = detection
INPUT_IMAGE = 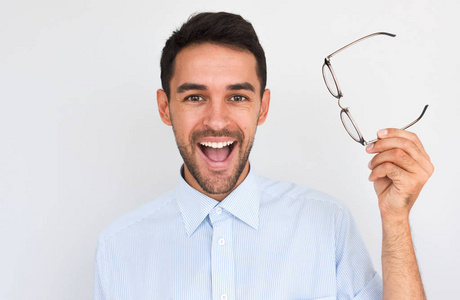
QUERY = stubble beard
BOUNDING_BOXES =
[174,127,254,195]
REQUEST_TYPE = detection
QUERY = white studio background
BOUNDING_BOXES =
[1,0,458,299]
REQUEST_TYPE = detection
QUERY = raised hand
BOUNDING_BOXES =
[366,128,434,222]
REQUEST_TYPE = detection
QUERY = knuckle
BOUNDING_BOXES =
[429,163,435,175]
[423,173,430,183]
[424,168,433,181]
[407,131,417,139]
[409,177,419,190]
[401,154,414,168]
[393,149,413,167]
[405,130,419,143]
[393,148,405,159]
[383,162,395,173]
[402,140,413,150]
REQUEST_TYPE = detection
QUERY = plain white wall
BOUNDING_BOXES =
[1,0,459,299]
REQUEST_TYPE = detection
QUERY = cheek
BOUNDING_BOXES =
[172,114,204,143]
[232,105,259,120]
[235,110,259,130]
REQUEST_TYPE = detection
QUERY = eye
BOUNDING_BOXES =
[185,95,204,102]
[230,95,248,102]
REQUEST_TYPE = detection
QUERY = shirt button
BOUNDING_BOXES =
[221,294,228,300]
[215,207,222,214]
[218,238,225,246]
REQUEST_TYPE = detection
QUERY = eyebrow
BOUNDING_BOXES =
[176,82,256,94]
[227,82,255,93]
[176,83,207,93]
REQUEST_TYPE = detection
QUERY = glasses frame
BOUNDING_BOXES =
[322,32,429,146]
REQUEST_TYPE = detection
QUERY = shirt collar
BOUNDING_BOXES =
[175,165,260,237]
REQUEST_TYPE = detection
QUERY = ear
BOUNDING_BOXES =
[157,89,172,126]
[257,89,271,125]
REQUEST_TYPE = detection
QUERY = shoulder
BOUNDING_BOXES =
[97,189,178,243]
[257,174,349,214]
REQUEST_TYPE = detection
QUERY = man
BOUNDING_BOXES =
[94,12,433,299]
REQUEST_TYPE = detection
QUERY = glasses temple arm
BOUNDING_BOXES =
[365,105,429,145]
[400,104,429,130]
[326,32,396,60]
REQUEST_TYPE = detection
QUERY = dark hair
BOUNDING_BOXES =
[160,12,267,99]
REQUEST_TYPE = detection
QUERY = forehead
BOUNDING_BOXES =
[171,43,259,92]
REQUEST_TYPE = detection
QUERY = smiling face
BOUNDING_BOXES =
[157,43,270,201]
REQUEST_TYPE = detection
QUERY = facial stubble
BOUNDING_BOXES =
[173,125,255,195]
[169,101,259,195]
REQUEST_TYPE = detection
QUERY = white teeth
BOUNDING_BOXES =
[200,141,234,148]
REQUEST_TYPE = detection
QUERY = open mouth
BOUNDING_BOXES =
[198,140,236,164]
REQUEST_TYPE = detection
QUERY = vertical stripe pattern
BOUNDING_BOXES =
[94,169,383,299]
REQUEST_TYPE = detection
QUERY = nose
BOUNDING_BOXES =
[202,99,230,130]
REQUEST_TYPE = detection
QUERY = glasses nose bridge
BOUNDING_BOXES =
[337,97,346,110]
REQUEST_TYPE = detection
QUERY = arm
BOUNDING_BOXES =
[366,129,434,300]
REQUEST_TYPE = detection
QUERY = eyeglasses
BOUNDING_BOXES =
[322,32,428,146]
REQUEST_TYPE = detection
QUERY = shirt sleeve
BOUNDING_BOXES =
[93,240,108,300]
[335,206,383,300]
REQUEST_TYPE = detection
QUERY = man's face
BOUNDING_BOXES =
[157,43,270,200]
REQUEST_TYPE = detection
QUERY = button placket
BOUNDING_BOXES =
[210,211,235,300]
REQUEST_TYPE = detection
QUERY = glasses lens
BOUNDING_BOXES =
[322,63,339,97]
[340,110,361,142]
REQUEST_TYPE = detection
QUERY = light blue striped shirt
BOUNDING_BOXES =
[94,168,383,299]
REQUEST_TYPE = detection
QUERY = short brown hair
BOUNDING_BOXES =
[160,12,267,99]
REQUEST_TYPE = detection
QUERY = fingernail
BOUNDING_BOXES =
[378,129,388,137]
[366,143,374,152]
[368,161,372,169]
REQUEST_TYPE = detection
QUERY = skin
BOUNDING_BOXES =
[157,41,433,298]
[157,43,270,201]
[367,129,434,299]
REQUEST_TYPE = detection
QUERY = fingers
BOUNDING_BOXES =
[366,128,434,222]
[366,129,434,177]
[368,129,430,161]
[369,161,421,194]
[368,145,430,179]
[368,151,428,182]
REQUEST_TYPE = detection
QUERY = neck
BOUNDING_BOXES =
[182,163,250,201]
